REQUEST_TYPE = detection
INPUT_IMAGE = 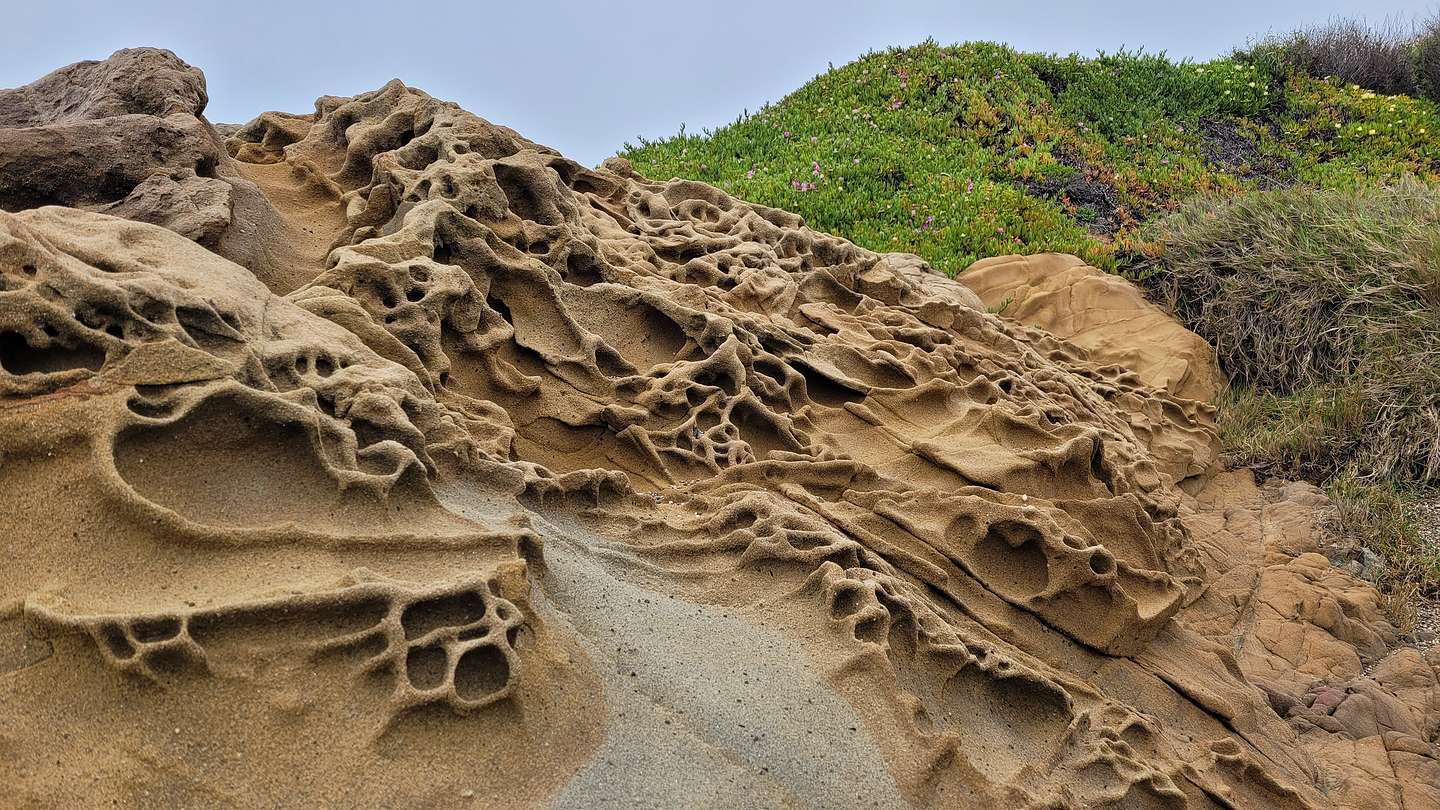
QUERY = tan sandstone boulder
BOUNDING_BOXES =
[962,252,1224,402]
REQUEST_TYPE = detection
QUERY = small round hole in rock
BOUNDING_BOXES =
[405,645,448,691]
[454,644,509,701]
[100,624,134,660]
[132,616,182,643]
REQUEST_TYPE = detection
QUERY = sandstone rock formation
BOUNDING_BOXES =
[0,49,1435,808]
[963,252,1224,403]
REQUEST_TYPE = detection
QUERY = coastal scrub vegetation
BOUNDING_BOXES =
[1239,14,1440,103]
[622,38,1440,275]
[621,28,1440,622]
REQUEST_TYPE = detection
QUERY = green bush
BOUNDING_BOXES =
[622,42,1107,275]
[1152,181,1440,608]
[1033,50,1268,138]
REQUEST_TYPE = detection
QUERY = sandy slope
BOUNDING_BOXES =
[0,48,1437,809]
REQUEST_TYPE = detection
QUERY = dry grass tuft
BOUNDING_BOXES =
[1153,180,1440,616]
[1154,179,1440,483]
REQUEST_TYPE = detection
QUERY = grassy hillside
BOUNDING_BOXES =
[621,37,1440,624]
[621,39,1440,275]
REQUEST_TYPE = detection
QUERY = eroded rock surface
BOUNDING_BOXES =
[0,49,1435,808]
[963,252,1224,403]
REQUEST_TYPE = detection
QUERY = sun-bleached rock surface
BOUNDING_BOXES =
[1,49,1436,808]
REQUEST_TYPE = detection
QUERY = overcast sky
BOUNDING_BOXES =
[3,1,1436,165]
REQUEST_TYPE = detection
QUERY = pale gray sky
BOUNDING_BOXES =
[3,1,1436,165]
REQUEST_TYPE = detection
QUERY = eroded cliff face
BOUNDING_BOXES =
[0,49,1434,809]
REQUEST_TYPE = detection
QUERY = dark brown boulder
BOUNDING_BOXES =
[0,48,290,284]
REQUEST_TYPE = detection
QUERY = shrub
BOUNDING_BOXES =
[1243,17,1417,96]
[624,40,1440,282]
[1032,50,1269,138]
[1159,181,1440,613]
[1153,180,1440,481]
[1416,13,1440,103]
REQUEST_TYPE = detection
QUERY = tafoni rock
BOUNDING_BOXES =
[0,49,1435,809]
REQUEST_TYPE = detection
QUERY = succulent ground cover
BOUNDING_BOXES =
[622,39,1440,275]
